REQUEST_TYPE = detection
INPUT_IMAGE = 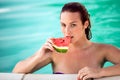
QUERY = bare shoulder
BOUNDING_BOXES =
[92,42,119,51]
[93,42,120,63]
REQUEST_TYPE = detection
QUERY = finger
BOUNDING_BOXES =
[77,70,83,79]
[78,67,88,74]
[83,74,93,80]
[82,75,89,80]
[44,43,54,51]
[46,39,55,50]
[46,38,53,44]
[78,72,88,80]
[78,68,87,79]
[46,42,54,50]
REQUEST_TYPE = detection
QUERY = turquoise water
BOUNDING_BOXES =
[0,0,120,73]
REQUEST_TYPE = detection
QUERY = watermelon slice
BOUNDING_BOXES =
[52,36,71,53]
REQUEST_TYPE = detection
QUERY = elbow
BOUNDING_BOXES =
[12,68,31,74]
[12,61,31,74]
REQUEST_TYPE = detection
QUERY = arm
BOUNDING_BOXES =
[12,39,54,73]
[77,45,120,80]
[99,45,120,77]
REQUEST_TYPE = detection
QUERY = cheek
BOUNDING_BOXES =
[73,27,84,35]
[73,27,82,33]
[61,27,65,33]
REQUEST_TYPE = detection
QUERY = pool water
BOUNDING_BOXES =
[0,0,120,74]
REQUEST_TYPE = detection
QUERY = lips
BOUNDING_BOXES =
[66,36,74,38]
[71,36,74,38]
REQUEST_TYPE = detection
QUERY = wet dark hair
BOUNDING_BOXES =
[61,2,92,40]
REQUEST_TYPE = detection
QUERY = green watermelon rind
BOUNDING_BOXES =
[52,45,68,53]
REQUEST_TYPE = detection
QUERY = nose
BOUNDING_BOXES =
[65,26,71,36]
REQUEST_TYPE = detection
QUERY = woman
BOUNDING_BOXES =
[13,2,120,80]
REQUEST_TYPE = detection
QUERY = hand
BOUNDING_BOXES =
[37,38,54,57]
[42,38,54,52]
[77,66,102,80]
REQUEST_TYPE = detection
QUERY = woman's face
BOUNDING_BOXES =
[60,11,88,43]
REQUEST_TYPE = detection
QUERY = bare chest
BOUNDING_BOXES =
[52,48,104,72]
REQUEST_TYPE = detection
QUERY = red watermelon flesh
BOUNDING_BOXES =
[52,36,71,53]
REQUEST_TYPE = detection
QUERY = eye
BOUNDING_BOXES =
[61,23,66,27]
[71,23,76,27]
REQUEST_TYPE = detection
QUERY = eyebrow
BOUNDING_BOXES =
[60,21,78,24]
[70,21,77,23]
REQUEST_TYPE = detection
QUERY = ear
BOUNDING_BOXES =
[84,20,89,29]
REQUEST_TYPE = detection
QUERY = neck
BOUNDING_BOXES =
[70,36,92,50]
